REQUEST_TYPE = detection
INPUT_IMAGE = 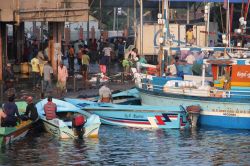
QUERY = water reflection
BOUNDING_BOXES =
[0,126,249,165]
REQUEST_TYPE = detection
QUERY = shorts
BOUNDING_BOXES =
[82,64,88,72]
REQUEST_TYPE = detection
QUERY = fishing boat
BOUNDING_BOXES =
[132,0,250,129]
[0,120,34,146]
[36,98,101,139]
[65,98,190,129]
[135,57,250,129]
[0,101,37,146]
[83,88,140,105]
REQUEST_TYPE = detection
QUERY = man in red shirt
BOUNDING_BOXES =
[44,96,57,120]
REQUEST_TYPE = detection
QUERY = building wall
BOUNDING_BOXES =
[0,1,16,21]
[0,0,88,22]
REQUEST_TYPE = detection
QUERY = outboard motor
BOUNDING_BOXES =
[72,115,86,139]
[186,105,201,128]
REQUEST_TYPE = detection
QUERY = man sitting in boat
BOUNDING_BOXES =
[22,96,38,121]
[164,59,177,76]
[99,83,113,103]
[2,95,21,127]
[44,96,57,120]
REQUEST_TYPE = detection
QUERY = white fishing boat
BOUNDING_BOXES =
[36,98,101,139]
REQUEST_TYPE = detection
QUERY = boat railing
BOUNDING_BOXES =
[137,81,250,98]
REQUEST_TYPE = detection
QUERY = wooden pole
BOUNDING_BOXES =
[0,23,3,82]
[134,0,137,48]
[127,7,130,30]
[140,0,143,56]
[187,2,190,24]
[52,22,57,74]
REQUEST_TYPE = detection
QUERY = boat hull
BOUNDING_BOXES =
[138,88,250,129]
[0,120,33,145]
[88,110,188,129]
[42,118,76,139]
[65,98,189,129]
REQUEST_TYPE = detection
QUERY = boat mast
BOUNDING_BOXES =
[206,3,211,47]
[227,0,230,48]
[159,0,169,76]
[140,0,143,56]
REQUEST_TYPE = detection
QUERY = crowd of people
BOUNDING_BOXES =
[4,36,130,97]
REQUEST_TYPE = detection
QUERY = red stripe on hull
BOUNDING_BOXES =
[155,116,165,125]
[102,117,150,125]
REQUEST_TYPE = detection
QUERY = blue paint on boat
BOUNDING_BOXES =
[65,98,189,129]
[199,115,250,130]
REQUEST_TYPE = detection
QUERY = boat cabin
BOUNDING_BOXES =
[204,58,250,90]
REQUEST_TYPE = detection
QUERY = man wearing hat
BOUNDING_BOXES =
[23,96,38,121]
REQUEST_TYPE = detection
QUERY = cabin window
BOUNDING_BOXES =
[218,66,231,79]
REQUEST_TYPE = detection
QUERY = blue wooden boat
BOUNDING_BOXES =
[65,98,189,129]
[83,88,140,105]
[36,98,101,139]
[134,58,250,129]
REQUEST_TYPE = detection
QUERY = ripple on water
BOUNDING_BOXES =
[0,126,249,165]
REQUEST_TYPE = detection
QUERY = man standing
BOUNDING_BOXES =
[31,55,41,89]
[102,42,112,75]
[81,50,90,88]
[77,45,83,71]
[57,62,68,97]
[44,96,57,120]
[43,61,53,92]
[3,63,15,95]
[68,45,75,74]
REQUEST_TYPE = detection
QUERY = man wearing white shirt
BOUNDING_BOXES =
[102,42,112,75]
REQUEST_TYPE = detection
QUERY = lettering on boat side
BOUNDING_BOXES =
[124,113,144,119]
[212,109,250,116]
[237,71,250,79]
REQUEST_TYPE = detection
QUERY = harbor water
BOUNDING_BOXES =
[0,126,249,165]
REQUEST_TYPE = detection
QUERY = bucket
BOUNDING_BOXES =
[20,63,30,74]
